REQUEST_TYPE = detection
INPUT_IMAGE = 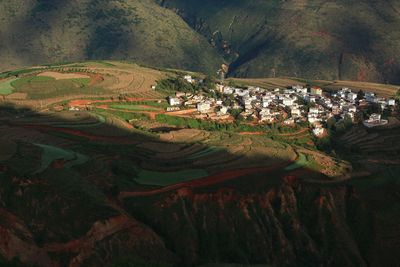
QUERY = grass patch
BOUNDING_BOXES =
[95,109,150,121]
[109,104,160,111]
[10,75,104,99]
[285,153,308,171]
[0,78,18,95]
[135,169,209,186]
[34,144,89,173]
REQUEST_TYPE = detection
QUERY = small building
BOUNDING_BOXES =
[168,96,181,106]
[223,87,234,95]
[166,107,181,112]
[284,118,295,125]
[184,75,194,84]
[363,113,388,128]
[310,86,323,96]
[313,124,326,137]
[282,97,295,106]
[305,95,316,103]
[219,106,228,115]
[291,107,301,117]
[347,92,357,101]
[388,99,396,106]
[197,102,211,113]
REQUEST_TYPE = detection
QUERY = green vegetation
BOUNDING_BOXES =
[155,76,199,95]
[0,0,222,74]
[10,75,101,99]
[95,108,150,122]
[0,78,17,95]
[159,0,400,83]
[156,114,233,131]
[285,153,308,171]
[135,169,209,186]
[11,75,55,87]
[34,144,89,174]
[109,104,160,111]
[0,67,46,79]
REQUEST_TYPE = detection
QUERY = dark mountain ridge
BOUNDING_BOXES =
[1,1,400,83]
[158,0,400,83]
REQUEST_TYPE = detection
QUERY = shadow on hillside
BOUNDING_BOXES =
[0,102,381,267]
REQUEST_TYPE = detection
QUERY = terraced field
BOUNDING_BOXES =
[340,121,400,167]
[231,77,398,97]
[0,61,172,108]
[0,62,353,193]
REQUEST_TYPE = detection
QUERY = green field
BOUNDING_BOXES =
[0,78,18,95]
[10,75,99,99]
[34,144,89,174]
[285,153,308,171]
[109,104,160,111]
[135,169,209,186]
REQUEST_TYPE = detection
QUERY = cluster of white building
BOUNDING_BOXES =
[167,79,397,136]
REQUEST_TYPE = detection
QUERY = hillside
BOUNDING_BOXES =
[0,0,222,74]
[158,0,400,83]
[2,1,400,84]
[0,62,400,266]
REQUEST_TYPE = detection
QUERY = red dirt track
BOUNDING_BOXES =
[119,162,290,199]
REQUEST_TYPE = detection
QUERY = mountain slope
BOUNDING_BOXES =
[158,0,400,83]
[0,0,223,73]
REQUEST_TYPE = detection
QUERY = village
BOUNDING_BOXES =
[167,75,397,137]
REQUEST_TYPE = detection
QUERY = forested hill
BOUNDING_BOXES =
[2,0,400,84]
[158,0,400,84]
[0,0,222,74]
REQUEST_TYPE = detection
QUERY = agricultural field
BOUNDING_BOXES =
[231,77,399,97]
[0,78,18,95]
[0,61,173,108]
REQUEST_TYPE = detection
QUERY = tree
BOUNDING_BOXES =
[246,115,253,122]
[357,89,365,100]
[367,103,382,114]
[202,76,216,90]
[344,114,353,129]
[395,88,400,101]
[326,117,336,130]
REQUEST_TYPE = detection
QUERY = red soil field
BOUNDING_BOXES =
[119,162,291,199]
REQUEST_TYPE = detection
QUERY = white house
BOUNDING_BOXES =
[291,107,301,117]
[184,75,194,84]
[223,87,234,95]
[219,106,228,115]
[197,102,211,113]
[313,126,325,137]
[388,99,396,106]
[308,114,321,124]
[262,99,273,108]
[284,118,295,125]
[168,97,181,106]
[283,97,295,106]
[347,92,357,101]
